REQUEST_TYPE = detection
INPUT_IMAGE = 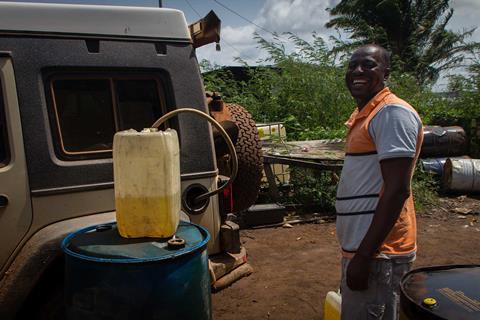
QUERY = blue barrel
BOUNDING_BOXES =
[420,156,470,176]
[62,221,211,320]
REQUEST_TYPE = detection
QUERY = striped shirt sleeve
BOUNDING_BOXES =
[368,104,422,161]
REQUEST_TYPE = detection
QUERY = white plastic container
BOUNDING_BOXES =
[113,128,181,238]
[324,290,341,320]
[256,122,286,141]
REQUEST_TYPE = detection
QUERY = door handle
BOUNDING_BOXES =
[0,195,8,208]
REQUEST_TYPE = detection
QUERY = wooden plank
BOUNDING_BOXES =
[263,155,343,171]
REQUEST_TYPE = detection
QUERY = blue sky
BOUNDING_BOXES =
[3,0,480,88]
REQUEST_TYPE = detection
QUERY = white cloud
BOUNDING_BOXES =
[257,0,339,36]
[197,41,268,66]
[222,25,257,46]
[196,23,269,65]
[452,0,480,10]
[197,0,480,71]
[195,14,267,65]
[449,0,480,41]
[197,0,340,66]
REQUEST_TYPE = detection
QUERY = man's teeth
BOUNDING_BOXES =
[353,79,367,84]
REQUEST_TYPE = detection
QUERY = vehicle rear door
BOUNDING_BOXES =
[0,57,32,271]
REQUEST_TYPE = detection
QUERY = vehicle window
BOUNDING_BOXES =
[50,75,165,157]
[52,79,115,154]
[116,80,162,131]
[0,84,9,167]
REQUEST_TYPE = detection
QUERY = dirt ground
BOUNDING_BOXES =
[212,196,480,320]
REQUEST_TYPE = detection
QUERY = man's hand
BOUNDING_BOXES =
[346,253,371,291]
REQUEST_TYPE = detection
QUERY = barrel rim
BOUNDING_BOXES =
[61,220,210,264]
[400,264,480,320]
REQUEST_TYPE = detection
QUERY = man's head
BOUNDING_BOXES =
[345,44,390,108]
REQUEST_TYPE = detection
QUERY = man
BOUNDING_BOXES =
[335,44,423,320]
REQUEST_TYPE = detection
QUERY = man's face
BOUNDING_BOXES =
[345,46,389,105]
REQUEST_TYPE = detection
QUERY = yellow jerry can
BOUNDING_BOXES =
[324,290,341,320]
[113,128,181,238]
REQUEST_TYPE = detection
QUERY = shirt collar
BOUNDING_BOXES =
[355,87,391,120]
[344,87,391,129]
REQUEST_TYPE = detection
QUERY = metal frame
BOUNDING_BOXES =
[48,73,167,157]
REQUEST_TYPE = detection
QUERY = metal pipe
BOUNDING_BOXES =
[151,108,238,203]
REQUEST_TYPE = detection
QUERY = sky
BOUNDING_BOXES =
[3,0,480,89]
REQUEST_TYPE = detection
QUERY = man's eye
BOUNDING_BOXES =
[347,61,376,70]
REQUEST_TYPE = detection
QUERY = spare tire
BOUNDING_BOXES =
[217,103,263,212]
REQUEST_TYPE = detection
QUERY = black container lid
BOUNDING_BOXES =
[62,221,209,263]
[401,265,480,320]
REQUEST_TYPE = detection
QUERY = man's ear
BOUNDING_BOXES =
[384,67,390,81]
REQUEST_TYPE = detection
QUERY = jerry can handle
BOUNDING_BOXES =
[151,108,238,204]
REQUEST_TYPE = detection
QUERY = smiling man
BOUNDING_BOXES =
[335,44,423,320]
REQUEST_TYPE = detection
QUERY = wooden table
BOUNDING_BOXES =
[261,139,345,201]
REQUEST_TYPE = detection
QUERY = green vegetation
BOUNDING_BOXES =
[412,166,440,213]
[288,168,338,213]
[326,0,479,84]
[282,166,439,215]
[202,32,353,141]
[202,34,459,142]
[201,2,480,213]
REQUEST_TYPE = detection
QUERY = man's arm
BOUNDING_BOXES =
[346,156,415,291]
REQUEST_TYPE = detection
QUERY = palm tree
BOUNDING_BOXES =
[326,0,479,84]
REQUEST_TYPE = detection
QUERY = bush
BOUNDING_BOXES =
[285,167,338,213]
[202,33,354,141]
[201,33,479,212]
[412,165,439,213]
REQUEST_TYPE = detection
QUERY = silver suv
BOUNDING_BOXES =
[0,3,262,318]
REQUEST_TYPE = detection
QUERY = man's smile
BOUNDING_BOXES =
[353,79,367,83]
[351,78,369,87]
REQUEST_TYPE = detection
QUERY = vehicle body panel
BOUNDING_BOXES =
[0,57,32,274]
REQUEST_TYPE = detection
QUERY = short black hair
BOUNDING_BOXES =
[357,44,391,69]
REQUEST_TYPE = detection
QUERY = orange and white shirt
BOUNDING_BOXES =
[336,87,423,260]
